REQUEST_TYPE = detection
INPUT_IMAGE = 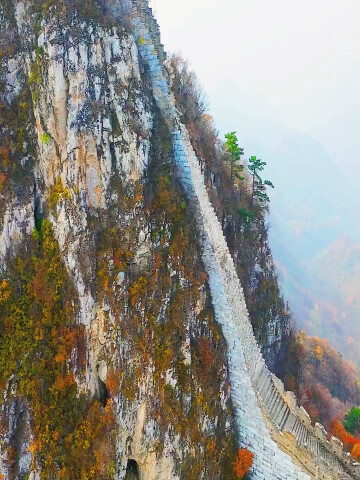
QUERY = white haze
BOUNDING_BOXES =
[149,0,360,362]
[149,0,360,178]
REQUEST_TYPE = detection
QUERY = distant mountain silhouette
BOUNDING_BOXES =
[267,133,360,366]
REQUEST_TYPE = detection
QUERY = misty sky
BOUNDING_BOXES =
[149,0,360,177]
[148,0,360,358]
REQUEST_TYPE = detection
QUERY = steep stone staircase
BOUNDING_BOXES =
[105,1,360,478]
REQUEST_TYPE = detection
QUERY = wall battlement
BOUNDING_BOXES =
[105,2,360,478]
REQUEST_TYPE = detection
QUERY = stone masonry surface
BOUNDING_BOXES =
[104,1,360,479]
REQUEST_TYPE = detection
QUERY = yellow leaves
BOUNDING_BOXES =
[0,219,116,479]
[0,280,11,303]
[59,467,67,478]
[134,182,143,204]
[40,132,51,145]
[98,264,110,290]
[121,375,136,401]
[74,421,92,450]
[129,276,148,307]
[206,438,217,455]
[29,439,42,455]
[315,345,324,361]
[34,328,44,341]
[153,175,183,221]
[49,178,71,209]
[195,390,204,407]
[28,69,41,86]
[41,219,59,254]
[83,440,91,450]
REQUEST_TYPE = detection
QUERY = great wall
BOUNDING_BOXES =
[101,1,360,479]
[1,0,356,477]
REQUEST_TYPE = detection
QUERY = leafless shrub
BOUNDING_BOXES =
[168,53,208,125]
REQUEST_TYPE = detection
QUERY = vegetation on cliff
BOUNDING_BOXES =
[91,114,239,478]
[0,4,239,470]
[0,220,116,479]
[169,53,295,378]
[2,1,360,478]
[295,333,360,430]
[168,52,360,448]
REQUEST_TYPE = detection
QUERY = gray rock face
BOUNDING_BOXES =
[0,3,233,479]
[0,2,357,480]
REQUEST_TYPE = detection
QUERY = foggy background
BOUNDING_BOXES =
[149,0,360,365]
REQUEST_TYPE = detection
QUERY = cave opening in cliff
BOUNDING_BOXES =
[125,459,140,479]
[34,190,43,231]
[97,377,110,407]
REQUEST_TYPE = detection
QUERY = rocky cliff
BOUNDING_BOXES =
[0,1,358,479]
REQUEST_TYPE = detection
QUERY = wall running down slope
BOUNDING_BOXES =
[1,0,359,478]
[108,1,360,479]
[1,2,235,479]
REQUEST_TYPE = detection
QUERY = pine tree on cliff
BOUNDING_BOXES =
[248,155,274,207]
[225,131,244,181]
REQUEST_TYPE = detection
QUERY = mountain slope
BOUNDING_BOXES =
[0,1,359,480]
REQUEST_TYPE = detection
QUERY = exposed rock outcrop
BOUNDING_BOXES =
[1,1,358,480]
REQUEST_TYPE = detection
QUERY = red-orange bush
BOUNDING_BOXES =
[233,447,254,479]
[198,337,215,378]
[106,368,121,397]
[330,419,360,449]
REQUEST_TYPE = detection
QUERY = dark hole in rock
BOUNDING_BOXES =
[109,141,117,170]
[34,193,43,231]
[98,376,109,407]
[125,459,140,479]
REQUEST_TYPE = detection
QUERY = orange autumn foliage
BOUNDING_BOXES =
[53,373,75,392]
[0,145,10,167]
[233,447,254,479]
[0,221,116,479]
[197,337,215,380]
[314,345,324,361]
[129,276,147,307]
[0,172,6,191]
[351,443,360,460]
[106,368,121,397]
[54,327,78,363]
[298,333,360,429]
[169,229,188,262]
[331,419,360,448]
[0,280,11,303]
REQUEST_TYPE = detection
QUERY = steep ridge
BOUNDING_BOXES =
[113,1,360,478]
[1,1,358,478]
[1,3,236,479]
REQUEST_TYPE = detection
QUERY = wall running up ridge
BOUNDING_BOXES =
[104,1,360,479]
